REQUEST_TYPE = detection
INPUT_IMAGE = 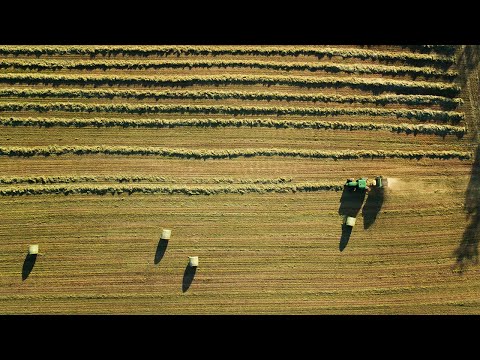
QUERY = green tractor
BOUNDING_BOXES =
[342,176,387,228]
[344,176,386,193]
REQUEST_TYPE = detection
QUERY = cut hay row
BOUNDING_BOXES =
[0,88,462,109]
[0,117,466,137]
[0,59,458,78]
[0,145,472,160]
[401,45,457,55]
[0,46,455,66]
[0,182,345,196]
[0,175,167,184]
[0,74,460,97]
[0,175,292,185]
[0,102,464,122]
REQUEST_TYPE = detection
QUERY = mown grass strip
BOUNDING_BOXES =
[401,45,456,56]
[0,182,344,196]
[0,175,292,185]
[0,88,462,109]
[0,74,460,97]
[0,59,458,78]
[0,117,466,137]
[0,102,464,122]
[0,146,472,160]
[0,46,455,66]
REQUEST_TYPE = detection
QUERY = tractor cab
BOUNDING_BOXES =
[344,177,368,191]
[375,176,387,189]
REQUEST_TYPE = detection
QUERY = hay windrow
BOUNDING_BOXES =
[0,182,344,196]
[0,175,292,185]
[0,102,464,122]
[0,145,472,160]
[0,89,462,109]
[0,46,456,66]
[0,59,457,78]
[0,117,466,137]
[0,74,460,97]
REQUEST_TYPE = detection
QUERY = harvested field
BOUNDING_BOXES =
[0,45,478,314]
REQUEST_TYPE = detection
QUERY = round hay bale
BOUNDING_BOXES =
[28,244,39,255]
[345,216,356,227]
[188,256,199,267]
[161,229,171,240]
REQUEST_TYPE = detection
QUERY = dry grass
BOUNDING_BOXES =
[0,59,458,78]
[0,116,466,136]
[0,45,456,65]
[0,102,464,122]
[0,88,462,108]
[0,45,478,314]
[0,74,460,97]
[0,145,472,160]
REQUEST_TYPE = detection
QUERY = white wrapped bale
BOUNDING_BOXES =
[188,256,199,267]
[345,216,356,227]
[161,229,171,240]
[28,244,39,255]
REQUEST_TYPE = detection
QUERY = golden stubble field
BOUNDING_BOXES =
[0,45,478,314]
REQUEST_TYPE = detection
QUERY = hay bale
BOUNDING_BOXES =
[188,256,199,267]
[161,229,171,240]
[28,244,39,255]
[345,216,356,227]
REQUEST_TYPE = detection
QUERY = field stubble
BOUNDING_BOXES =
[0,45,478,314]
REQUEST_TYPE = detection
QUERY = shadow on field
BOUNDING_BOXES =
[362,187,385,229]
[458,45,480,83]
[339,224,353,252]
[453,46,480,273]
[338,187,366,251]
[154,238,169,264]
[338,187,366,218]
[182,265,197,292]
[22,254,37,280]
[454,145,480,271]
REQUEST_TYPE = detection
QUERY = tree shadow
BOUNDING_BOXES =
[457,45,480,88]
[462,45,480,71]
[362,187,385,229]
[454,145,480,272]
[182,265,197,292]
[22,254,37,280]
[338,187,366,251]
[154,238,169,264]
[452,46,480,273]
[339,224,353,252]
